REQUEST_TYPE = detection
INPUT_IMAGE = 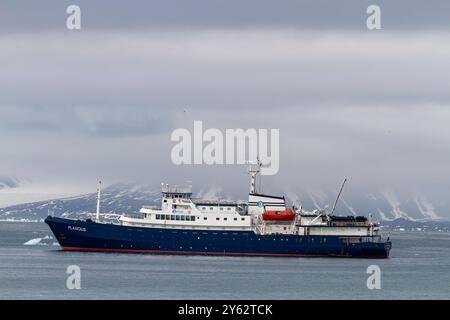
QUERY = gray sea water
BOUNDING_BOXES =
[0,221,449,299]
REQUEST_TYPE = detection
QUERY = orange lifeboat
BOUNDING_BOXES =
[262,208,295,221]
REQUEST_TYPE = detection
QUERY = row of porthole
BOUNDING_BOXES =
[201,207,233,211]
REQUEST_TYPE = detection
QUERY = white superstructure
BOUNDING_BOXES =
[117,161,380,237]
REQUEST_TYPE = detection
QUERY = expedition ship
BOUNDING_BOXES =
[46,161,391,258]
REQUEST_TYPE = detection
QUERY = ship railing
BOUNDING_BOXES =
[161,185,192,194]
[330,222,368,227]
[192,199,246,205]
[340,236,385,244]
[142,205,160,210]
[122,213,146,219]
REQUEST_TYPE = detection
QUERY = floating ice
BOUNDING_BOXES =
[23,235,53,246]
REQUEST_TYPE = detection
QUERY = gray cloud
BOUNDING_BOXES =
[1,0,450,32]
[0,105,172,137]
[1,2,450,215]
[1,31,449,109]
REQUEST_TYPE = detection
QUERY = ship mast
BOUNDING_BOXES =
[247,157,262,194]
[331,178,347,216]
[96,180,101,223]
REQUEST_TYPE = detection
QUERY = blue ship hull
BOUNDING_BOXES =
[45,216,391,258]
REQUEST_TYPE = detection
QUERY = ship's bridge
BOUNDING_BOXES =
[161,185,192,198]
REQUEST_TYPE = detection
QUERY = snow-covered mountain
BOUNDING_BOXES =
[0,183,161,221]
[0,183,448,226]
[283,188,448,222]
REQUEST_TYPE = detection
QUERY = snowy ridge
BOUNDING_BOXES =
[0,183,448,222]
[285,188,445,222]
[0,183,161,221]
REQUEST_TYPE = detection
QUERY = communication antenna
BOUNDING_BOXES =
[96,180,101,223]
[331,178,347,216]
[247,157,262,194]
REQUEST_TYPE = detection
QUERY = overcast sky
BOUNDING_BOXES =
[1,1,450,209]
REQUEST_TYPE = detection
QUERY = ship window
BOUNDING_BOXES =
[165,215,170,220]
[220,207,223,210]
[203,217,207,220]
[171,215,176,220]
[216,217,220,221]
[227,208,231,211]
[191,216,196,221]
[181,216,186,221]
[202,207,206,210]
[234,218,237,221]
[163,199,167,203]
[224,218,227,221]
[241,218,245,221]
[176,215,180,221]
[209,207,213,210]
[156,214,160,220]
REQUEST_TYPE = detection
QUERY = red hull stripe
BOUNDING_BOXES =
[61,246,325,257]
